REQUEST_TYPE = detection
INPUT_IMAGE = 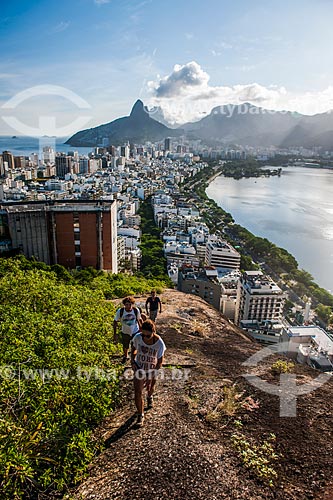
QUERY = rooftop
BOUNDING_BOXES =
[287,326,333,355]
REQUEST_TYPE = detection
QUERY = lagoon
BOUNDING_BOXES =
[206,167,333,292]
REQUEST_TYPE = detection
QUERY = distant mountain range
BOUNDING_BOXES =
[66,100,333,150]
[66,100,183,147]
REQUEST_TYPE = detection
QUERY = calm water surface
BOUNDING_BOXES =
[206,167,333,292]
[0,136,93,156]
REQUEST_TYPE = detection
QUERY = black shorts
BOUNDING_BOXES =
[121,332,139,349]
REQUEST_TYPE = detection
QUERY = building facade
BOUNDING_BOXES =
[205,240,241,269]
[55,155,72,178]
[2,200,118,272]
[235,271,285,325]
[178,265,222,310]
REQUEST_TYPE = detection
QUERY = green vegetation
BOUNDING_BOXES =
[315,304,333,325]
[7,255,167,299]
[0,257,120,498]
[232,433,279,486]
[230,226,298,273]
[0,255,168,499]
[219,159,282,179]
[138,198,173,285]
[270,360,295,375]
[287,269,333,307]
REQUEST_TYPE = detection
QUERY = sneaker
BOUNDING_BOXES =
[121,356,129,364]
[136,414,144,427]
[147,396,154,408]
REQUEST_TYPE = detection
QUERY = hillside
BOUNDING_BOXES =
[182,103,303,147]
[72,289,333,500]
[66,100,182,147]
[66,100,333,149]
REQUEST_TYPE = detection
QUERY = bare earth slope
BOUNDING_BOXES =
[73,290,333,500]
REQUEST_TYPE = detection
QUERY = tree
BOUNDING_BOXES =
[315,304,333,325]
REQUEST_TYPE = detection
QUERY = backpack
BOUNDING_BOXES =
[120,306,140,319]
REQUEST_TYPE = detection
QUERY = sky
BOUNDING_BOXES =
[1,0,333,135]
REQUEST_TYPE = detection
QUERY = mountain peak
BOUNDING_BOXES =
[130,99,145,117]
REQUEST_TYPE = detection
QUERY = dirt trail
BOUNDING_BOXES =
[73,290,333,500]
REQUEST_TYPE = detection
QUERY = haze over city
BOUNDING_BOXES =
[1,0,333,134]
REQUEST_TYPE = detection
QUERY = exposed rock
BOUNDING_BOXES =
[71,290,333,500]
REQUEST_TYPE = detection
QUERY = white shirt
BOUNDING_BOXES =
[114,307,141,336]
[132,333,166,370]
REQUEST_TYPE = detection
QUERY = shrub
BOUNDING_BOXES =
[0,259,121,498]
[232,433,279,486]
[206,385,260,421]
[270,359,294,375]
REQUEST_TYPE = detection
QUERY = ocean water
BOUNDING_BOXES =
[0,136,93,156]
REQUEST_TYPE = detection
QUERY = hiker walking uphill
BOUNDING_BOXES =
[114,297,142,364]
[131,319,166,427]
[145,290,162,322]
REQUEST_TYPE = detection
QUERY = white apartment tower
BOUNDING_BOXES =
[205,240,241,269]
[235,271,285,325]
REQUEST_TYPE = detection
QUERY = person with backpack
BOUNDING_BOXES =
[145,290,162,322]
[114,296,142,364]
[131,319,166,427]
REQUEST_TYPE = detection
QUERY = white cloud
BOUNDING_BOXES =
[148,61,210,98]
[129,0,152,10]
[146,61,333,124]
[287,86,333,116]
[94,0,110,4]
[52,21,70,33]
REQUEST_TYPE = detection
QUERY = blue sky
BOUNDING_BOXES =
[1,0,333,134]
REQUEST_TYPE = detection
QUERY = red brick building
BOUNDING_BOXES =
[2,200,118,272]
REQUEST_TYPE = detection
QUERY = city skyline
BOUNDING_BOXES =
[1,0,333,134]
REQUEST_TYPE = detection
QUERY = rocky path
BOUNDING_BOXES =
[72,290,333,500]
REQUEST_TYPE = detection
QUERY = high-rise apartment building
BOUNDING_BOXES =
[235,271,285,325]
[0,156,5,177]
[2,151,15,170]
[14,156,26,169]
[55,154,72,178]
[79,158,89,174]
[205,240,241,269]
[120,144,130,160]
[43,146,55,164]
[164,138,171,152]
[2,200,118,272]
